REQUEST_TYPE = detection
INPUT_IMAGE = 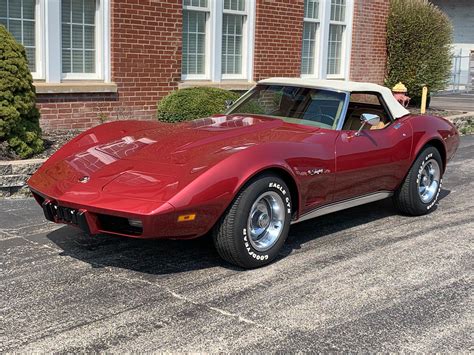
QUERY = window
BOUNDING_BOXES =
[182,1,209,78]
[222,0,246,77]
[61,0,96,76]
[327,0,347,77]
[301,0,319,76]
[0,0,39,74]
[181,0,255,81]
[1,0,109,83]
[228,84,346,129]
[300,0,352,79]
[342,93,392,131]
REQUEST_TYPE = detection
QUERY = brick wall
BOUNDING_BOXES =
[253,0,304,81]
[36,0,389,131]
[349,0,389,84]
[37,0,182,131]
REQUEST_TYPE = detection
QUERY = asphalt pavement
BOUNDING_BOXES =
[1,136,473,352]
[431,93,474,112]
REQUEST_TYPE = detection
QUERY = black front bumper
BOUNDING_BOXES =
[42,200,91,234]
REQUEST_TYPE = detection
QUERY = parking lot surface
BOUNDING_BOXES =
[1,136,473,352]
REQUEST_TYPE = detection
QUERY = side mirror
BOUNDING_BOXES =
[356,113,381,136]
[225,100,234,109]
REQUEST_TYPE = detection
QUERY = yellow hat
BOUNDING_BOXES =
[392,82,408,93]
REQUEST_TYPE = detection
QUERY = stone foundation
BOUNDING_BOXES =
[0,159,45,198]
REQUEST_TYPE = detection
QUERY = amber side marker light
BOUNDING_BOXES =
[177,213,196,222]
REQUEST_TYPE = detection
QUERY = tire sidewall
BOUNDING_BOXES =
[233,176,292,267]
[411,147,443,212]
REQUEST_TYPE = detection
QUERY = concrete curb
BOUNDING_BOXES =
[0,158,45,198]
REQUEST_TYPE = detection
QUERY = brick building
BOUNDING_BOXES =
[0,0,389,131]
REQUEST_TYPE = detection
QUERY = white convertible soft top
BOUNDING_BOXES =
[258,77,410,119]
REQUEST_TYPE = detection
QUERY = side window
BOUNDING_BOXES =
[342,93,393,131]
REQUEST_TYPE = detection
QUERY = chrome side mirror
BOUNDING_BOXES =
[356,113,381,135]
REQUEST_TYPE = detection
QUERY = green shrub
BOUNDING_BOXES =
[156,87,240,123]
[0,25,43,159]
[385,0,453,103]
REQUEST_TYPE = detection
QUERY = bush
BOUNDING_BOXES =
[156,87,240,123]
[0,25,43,159]
[385,0,453,103]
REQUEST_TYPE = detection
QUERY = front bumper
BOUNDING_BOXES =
[31,189,209,239]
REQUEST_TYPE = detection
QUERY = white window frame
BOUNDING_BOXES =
[301,0,353,80]
[61,0,104,80]
[181,0,255,82]
[28,0,111,84]
[0,0,45,79]
[221,4,248,80]
[181,2,211,81]
[301,1,321,78]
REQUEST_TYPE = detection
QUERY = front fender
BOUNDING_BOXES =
[166,142,302,235]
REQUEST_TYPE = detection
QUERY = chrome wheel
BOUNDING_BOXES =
[418,158,440,203]
[247,191,285,252]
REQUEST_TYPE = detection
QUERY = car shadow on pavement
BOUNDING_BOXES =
[46,189,451,275]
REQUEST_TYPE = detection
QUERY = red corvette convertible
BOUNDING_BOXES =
[29,78,460,268]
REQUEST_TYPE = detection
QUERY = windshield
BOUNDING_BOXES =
[228,85,347,129]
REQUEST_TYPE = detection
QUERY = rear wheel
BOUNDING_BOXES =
[213,174,292,268]
[393,146,443,216]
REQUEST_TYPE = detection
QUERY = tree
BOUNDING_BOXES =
[385,0,453,103]
[0,25,43,159]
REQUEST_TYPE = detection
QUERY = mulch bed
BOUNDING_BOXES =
[0,130,81,161]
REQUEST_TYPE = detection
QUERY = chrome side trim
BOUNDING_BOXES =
[291,191,393,224]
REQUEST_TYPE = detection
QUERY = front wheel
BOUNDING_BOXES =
[213,174,292,268]
[393,146,443,216]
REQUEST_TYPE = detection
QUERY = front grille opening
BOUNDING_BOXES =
[32,191,45,205]
[97,214,143,236]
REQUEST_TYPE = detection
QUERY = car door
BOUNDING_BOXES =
[333,92,413,202]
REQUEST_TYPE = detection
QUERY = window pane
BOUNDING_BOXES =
[72,49,83,72]
[23,20,35,46]
[84,0,95,24]
[23,0,35,19]
[301,22,317,75]
[62,49,71,73]
[327,24,344,75]
[8,19,21,38]
[183,0,208,8]
[25,47,35,69]
[84,26,94,49]
[72,0,83,23]
[224,0,245,11]
[72,24,83,48]
[330,0,346,22]
[0,0,7,16]
[84,50,95,72]
[182,10,207,75]
[0,0,36,72]
[62,0,71,21]
[304,0,319,20]
[62,0,96,74]
[8,0,20,18]
[222,14,244,75]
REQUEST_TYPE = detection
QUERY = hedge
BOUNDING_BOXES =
[0,25,43,159]
[385,0,453,103]
[156,87,240,123]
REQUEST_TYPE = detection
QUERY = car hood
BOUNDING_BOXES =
[30,115,315,202]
